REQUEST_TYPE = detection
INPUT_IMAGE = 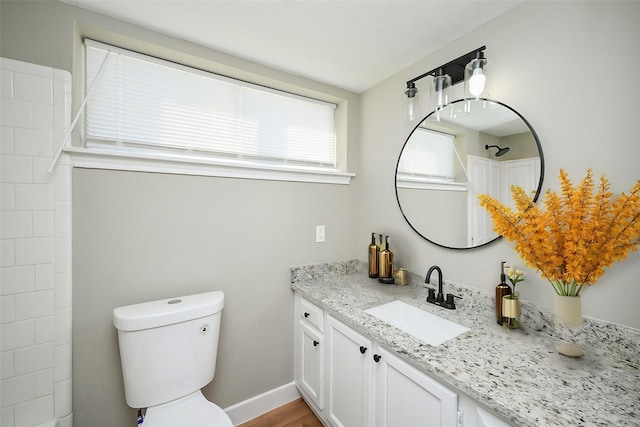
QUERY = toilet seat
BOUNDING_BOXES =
[141,391,233,427]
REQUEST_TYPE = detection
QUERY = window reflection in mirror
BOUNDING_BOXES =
[395,99,544,250]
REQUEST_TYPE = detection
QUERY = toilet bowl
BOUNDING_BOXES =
[113,291,233,427]
[141,391,232,427]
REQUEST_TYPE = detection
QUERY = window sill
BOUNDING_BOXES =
[66,147,354,185]
[396,178,467,191]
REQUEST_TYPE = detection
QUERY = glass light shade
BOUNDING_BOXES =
[430,73,452,111]
[403,83,421,121]
[464,56,489,99]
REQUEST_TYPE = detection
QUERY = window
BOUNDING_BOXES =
[76,40,352,184]
[398,129,455,180]
[396,129,467,191]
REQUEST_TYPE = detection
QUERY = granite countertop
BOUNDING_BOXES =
[290,260,640,427]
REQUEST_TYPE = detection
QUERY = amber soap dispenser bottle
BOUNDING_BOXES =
[495,261,512,325]
[368,232,379,278]
[378,236,395,284]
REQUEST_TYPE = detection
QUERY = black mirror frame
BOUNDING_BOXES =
[395,98,545,250]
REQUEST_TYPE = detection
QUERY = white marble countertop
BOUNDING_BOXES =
[290,260,640,427]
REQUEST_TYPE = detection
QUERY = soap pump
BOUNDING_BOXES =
[368,232,379,278]
[378,236,395,284]
[495,261,512,325]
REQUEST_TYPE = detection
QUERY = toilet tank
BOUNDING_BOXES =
[113,291,224,408]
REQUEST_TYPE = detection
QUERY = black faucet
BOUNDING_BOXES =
[425,265,456,309]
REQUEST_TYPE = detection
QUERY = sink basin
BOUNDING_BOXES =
[364,300,469,346]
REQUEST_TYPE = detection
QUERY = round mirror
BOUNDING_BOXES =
[395,98,544,249]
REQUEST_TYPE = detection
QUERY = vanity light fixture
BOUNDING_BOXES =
[485,144,510,157]
[403,46,487,121]
[403,81,421,121]
[431,69,452,112]
[465,50,489,99]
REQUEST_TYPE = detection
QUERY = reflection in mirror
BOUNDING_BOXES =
[396,99,544,249]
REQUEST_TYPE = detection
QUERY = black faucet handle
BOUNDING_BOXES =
[426,288,436,303]
[443,293,456,309]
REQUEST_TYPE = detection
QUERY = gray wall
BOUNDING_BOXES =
[358,1,640,328]
[1,2,361,426]
[72,170,359,426]
[3,1,640,426]
[397,188,467,247]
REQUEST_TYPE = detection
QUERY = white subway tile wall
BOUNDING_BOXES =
[1,57,73,427]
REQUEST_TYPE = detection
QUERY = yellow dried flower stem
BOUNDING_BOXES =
[479,169,640,296]
[581,183,640,284]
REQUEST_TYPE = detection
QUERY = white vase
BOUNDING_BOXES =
[554,294,584,357]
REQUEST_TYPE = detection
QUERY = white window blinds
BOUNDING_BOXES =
[397,129,455,181]
[85,40,337,169]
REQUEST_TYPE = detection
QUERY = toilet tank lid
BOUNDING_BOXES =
[113,291,224,331]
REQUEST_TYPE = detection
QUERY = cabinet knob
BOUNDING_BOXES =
[359,346,367,354]
[304,312,310,318]
[313,340,319,347]
[373,354,381,363]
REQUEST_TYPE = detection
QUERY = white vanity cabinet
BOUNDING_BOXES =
[458,394,513,427]
[326,314,373,427]
[374,345,458,427]
[295,293,463,427]
[294,295,325,412]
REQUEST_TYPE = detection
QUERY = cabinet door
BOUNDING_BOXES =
[299,321,324,409]
[374,346,458,427]
[326,315,373,427]
[458,393,513,427]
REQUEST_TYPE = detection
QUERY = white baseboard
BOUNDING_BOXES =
[223,382,301,426]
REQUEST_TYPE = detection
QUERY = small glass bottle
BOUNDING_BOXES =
[368,233,379,278]
[378,236,394,284]
[495,262,512,325]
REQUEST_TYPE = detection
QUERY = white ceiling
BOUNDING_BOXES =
[61,0,524,93]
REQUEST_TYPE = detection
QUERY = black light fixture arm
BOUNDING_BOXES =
[405,46,486,90]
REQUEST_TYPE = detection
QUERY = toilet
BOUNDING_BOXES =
[113,291,233,427]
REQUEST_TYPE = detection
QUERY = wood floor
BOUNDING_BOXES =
[237,398,323,427]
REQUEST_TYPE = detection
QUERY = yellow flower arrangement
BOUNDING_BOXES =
[479,169,640,296]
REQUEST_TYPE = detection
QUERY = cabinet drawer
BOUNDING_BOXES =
[300,297,324,332]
